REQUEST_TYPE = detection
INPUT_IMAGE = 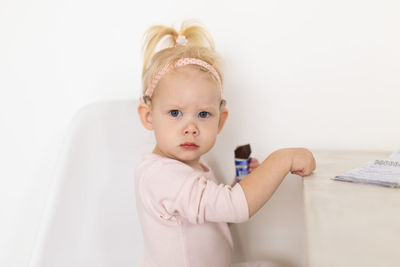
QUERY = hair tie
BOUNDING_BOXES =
[176,35,188,46]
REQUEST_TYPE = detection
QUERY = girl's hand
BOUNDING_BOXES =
[248,157,259,173]
[289,148,316,177]
[231,158,259,187]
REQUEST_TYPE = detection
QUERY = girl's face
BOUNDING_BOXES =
[145,66,228,170]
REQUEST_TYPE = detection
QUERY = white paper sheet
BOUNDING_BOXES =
[333,151,400,188]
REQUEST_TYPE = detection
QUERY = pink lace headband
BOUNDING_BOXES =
[141,34,223,103]
[141,57,223,103]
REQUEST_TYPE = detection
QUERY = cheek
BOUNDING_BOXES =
[200,127,218,152]
[200,121,219,139]
[153,119,180,144]
[152,113,171,131]
[154,129,174,151]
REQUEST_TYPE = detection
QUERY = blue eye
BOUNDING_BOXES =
[169,110,182,117]
[198,111,210,118]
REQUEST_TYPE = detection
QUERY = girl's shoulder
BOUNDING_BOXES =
[140,153,188,167]
[137,153,194,176]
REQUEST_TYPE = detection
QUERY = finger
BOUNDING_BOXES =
[249,158,259,167]
[291,169,305,176]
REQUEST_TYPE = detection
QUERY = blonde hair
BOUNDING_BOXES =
[141,21,223,104]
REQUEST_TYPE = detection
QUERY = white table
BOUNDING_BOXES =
[304,150,400,267]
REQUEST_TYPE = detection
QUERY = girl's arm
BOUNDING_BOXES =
[239,148,316,218]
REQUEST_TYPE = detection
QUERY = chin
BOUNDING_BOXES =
[178,155,199,162]
[177,152,202,162]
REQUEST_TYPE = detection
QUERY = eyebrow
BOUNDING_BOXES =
[198,105,217,110]
[163,103,217,110]
[163,103,185,109]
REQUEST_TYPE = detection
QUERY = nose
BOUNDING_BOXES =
[183,122,199,136]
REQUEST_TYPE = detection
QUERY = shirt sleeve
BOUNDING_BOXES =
[138,159,249,224]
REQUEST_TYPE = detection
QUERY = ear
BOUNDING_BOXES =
[217,108,229,133]
[137,103,153,130]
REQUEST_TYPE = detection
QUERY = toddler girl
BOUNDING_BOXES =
[135,21,316,267]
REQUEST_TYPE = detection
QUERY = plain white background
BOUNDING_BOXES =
[1,0,399,266]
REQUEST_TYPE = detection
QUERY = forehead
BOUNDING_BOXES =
[153,65,221,106]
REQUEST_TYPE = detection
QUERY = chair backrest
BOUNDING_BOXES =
[29,100,154,267]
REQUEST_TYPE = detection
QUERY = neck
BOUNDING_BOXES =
[152,145,203,171]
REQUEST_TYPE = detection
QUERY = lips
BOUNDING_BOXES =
[180,142,199,150]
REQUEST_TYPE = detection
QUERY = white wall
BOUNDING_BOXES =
[1,0,399,266]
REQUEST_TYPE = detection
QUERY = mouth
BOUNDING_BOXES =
[180,142,199,150]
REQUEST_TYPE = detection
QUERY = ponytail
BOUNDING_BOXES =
[141,21,223,97]
[141,25,178,77]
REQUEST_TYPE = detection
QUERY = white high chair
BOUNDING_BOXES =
[29,100,305,267]
[29,100,152,267]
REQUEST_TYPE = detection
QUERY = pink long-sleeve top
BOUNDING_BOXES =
[134,153,249,267]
